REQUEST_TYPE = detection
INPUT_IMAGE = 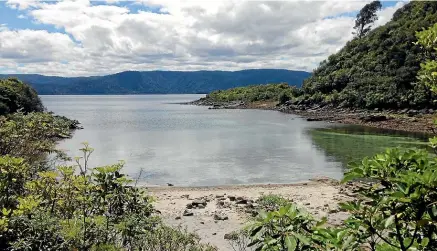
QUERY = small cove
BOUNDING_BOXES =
[41,95,428,186]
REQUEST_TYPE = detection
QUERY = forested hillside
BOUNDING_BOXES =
[297,1,437,109]
[0,69,310,95]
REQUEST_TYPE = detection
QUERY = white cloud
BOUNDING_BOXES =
[0,24,7,32]
[374,1,407,27]
[1,0,405,76]
[6,0,41,10]
[0,28,80,63]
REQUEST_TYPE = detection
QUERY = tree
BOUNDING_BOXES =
[0,78,43,115]
[416,22,437,94]
[353,1,382,38]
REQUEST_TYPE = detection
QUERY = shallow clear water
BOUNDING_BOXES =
[41,95,427,186]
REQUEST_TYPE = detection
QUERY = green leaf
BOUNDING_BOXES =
[342,173,362,183]
[285,236,297,251]
[385,215,395,228]
[250,226,263,237]
[422,237,430,246]
[292,232,310,245]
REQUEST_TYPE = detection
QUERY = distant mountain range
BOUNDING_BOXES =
[0,69,311,95]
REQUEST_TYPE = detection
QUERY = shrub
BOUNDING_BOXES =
[0,112,78,164]
[241,147,437,251]
[0,144,217,250]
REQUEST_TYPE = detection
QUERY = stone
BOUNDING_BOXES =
[183,209,193,216]
[235,198,248,205]
[216,194,225,198]
[212,233,217,236]
[228,195,236,201]
[181,194,189,199]
[329,209,339,214]
[360,115,387,122]
[175,216,181,220]
[306,117,323,121]
[245,203,254,209]
[304,202,310,206]
[186,203,193,209]
[200,221,205,224]
[213,213,229,221]
[197,204,206,209]
[407,110,418,116]
[167,183,174,187]
[192,199,207,206]
[224,233,238,240]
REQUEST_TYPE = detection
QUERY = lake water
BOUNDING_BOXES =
[41,95,427,186]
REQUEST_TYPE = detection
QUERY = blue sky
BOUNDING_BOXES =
[0,1,407,76]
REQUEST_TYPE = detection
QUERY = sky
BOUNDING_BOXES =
[0,0,407,76]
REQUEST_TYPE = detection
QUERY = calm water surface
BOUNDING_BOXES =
[41,95,427,186]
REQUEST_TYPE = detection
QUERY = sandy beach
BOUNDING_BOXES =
[148,178,354,250]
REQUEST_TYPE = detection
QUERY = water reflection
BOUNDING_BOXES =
[307,125,429,168]
[40,95,426,186]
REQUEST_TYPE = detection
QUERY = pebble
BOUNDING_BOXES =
[214,213,229,221]
[183,209,194,216]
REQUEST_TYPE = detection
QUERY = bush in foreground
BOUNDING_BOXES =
[0,144,216,250]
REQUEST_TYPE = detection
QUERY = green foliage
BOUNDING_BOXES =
[0,78,43,116]
[0,112,78,164]
[247,205,316,251]
[0,144,216,250]
[353,1,382,38]
[243,147,437,251]
[342,148,437,250]
[205,83,300,103]
[299,1,437,109]
[417,22,437,97]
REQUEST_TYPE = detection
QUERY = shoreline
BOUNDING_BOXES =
[187,99,435,135]
[148,177,353,250]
